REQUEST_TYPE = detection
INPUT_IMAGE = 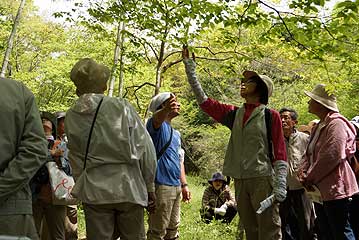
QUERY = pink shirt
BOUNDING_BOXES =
[302,112,358,201]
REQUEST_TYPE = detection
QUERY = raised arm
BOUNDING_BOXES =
[182,46,238,129]
[152,94,180,129]
[182,46,208,105]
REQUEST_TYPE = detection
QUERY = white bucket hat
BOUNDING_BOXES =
[243,70,274,99]
[149,92,172,113]
[304,84,338,112]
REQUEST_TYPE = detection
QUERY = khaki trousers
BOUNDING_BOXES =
[83,202,145,240]
[234,177,281,240]
[32,200,66,240]
[147,185,181,240]
[0,214,39,240]
[65,205,78,240]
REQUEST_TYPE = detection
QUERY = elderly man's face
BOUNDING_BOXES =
[280,111,297,131]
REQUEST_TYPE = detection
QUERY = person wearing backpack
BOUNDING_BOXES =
[299,84,358,240]
[146,92,191,240]
[182,47,287,240]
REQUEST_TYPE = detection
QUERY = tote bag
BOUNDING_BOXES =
[46,161,78,205]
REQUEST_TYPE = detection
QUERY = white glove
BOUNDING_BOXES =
[214,207,226,216]
[273,160,288,202]
[256,194,275,214]
[220,203,228,210]
[183,59,208,104]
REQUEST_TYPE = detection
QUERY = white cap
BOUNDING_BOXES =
[148,92,172,113]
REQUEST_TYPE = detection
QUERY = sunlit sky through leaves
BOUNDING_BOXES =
[33,0,338,22]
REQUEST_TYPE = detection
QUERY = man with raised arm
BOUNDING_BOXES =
[146,92,191,240]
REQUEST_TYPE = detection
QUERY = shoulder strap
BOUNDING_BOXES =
[222,108,238,130]
[157,127,173,160]
[83,97,104,170]
[264,108,274,163]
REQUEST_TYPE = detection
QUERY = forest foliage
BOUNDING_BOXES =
[1,0,359,176]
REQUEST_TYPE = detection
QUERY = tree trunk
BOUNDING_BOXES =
[118,22,126,97]
[1,0,26,78]
[154,40,165,95]
[108,22,122,97]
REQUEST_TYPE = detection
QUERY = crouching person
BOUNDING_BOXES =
[200,172,237,224]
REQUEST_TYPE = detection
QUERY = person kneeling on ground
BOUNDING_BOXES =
[200,172,237,224]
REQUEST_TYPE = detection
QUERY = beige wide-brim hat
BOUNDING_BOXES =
[304,84,338,112]
[243,70,274,98]
[149,92,172,113]
[70,58,110,93]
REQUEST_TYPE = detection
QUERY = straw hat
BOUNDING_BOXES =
[304,84,338,112]
[149,92,172,113]
[70,58,110,94]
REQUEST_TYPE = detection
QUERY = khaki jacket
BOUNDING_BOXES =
[286,130,309,190]
[0,78,47,215]
[65,94,157,206]
[224,105,273,179]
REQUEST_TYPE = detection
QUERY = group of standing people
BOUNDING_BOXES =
[182,45,359,240]
[0,57,191,240]
[0,45,358,240]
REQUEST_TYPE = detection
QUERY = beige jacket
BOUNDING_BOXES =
[286,130,309,190]
[65,94,157,206]
[0,78,47,215]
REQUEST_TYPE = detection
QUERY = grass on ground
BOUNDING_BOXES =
[77,175,242,240]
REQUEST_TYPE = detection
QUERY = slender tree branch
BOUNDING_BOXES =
[123,82,156,109]
[322,21,359,46]
[162,50,181,63]
[130,33,159,61]
[162,59,182,74]
[258,0,322,60]
[240,0,252,21]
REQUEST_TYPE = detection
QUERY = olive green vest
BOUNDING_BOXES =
[223,104,273,179]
